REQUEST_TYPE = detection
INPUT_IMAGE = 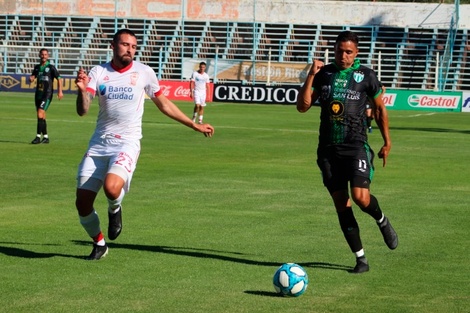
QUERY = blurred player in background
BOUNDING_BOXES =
[189,61,210,124]
[30,48,63,144]
[366,82,385,133]
[74,29,214,260]
[296,30,398,274]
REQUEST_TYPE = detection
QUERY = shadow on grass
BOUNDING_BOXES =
[0,140,33,144]
[244,290,283,298]
[390,126,470,134]
[0,243,83,259]
[71,240,352,272]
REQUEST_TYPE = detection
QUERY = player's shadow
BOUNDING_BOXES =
[0,242,83,259]
[390,126,470,134]
[0,140,34,144]
[244,290,284,298]
[72,240,352,272]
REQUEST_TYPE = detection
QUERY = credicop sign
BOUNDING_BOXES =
[379,89,461,112]
[213,83,299,104]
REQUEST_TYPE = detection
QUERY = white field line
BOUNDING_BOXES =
[3,117,318,134]
[394,112,437,118]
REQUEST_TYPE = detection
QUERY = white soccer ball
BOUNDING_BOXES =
[273,263,309,297]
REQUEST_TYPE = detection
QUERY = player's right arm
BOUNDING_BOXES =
[75,69,93,116]
[189,77,195,99]
[373,94,391,167]
[152,93,214,137]
[296,60,323,113]
[30,65,38,83]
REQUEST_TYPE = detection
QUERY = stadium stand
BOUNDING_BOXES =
[1,14,469,90]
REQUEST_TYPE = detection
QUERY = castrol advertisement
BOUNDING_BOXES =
[378,90,461,112]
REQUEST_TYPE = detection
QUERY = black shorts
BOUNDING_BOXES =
[35,97,52,111]
[317,143,375,194]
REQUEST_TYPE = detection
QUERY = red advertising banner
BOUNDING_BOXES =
[0,74,213,102]
[159,80,213,102]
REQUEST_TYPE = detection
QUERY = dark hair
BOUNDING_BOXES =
[113,29,137,43]
[39,48,49,54]
[335,31,359,47]
[199,62,207,66]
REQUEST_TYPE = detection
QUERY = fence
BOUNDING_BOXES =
[1,14,470,91]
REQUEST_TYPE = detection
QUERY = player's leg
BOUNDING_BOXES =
[332,190,369,274]
[352,187,398,250]
[192,104,198,122]
[103,172,126,240]
[318,154,368,273]
[76,182,109,260]
[197,94,206,124]
[76,155,108,260]
[192,94,201,123]
[366,108,373,133]
[32,99,51,144]
[105,146,140,240]
[350,147,398,250]
[32,100,43,144]
[198,105,204,124]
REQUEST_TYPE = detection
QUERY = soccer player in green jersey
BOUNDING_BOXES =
[296,31,398,273]
[30,48,63,144]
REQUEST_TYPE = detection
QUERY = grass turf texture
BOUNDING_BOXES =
[0,92,468,313]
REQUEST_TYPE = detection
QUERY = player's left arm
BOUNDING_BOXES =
[372,93,391,167]
[152,94,214,137]
[189,78,195,99]
[205,81,210,102]
[52,66,63,100]
[56,76,64,100]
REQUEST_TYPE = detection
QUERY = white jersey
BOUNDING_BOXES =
[86,61,162,142]
[190,71,210,93]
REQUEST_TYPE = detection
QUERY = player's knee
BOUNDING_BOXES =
[351,193,370,209]
[103,175,125,200]
[75,195,94,216]
[103,184,122,200]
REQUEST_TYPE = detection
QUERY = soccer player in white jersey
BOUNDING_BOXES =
[74,29,214,260]
[189,62,210,124]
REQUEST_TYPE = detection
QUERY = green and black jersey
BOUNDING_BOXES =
[31,61,61,102]
[312,59,382,147]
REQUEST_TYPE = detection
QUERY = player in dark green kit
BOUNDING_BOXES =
[30,48,63,144]
[296,31,398,273]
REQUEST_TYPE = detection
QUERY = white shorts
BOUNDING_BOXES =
[77,137,141,193]
[193,91,207,106]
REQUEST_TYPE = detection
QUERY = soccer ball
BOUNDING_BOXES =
[273,263,309,297]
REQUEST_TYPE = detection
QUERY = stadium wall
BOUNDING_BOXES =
[1,0,468,28]
[3,73,467,112]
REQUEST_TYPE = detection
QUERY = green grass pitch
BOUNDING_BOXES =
[0,92,469,312]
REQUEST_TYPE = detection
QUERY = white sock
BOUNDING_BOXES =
[79,209,101,238]
[108,189,124,212]
[354,249,365,258]
[199,115,203,122]
[377,214,385,224]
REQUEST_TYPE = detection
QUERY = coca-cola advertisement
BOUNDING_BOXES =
[159,80,213,102]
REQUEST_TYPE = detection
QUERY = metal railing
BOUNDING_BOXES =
[1,14,469,90]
